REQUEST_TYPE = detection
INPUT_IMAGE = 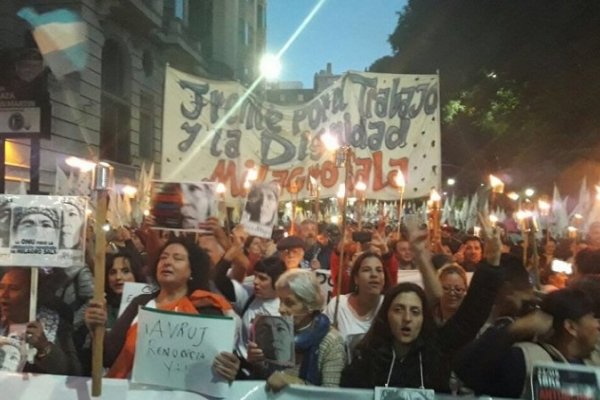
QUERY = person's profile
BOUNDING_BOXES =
[251,315,294,367]
[60,199,86,250]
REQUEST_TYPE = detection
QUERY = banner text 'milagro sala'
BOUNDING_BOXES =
[162,66,441,201]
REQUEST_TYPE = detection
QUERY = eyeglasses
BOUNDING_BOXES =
[442,286,466,294]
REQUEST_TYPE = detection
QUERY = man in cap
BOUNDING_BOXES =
[276,236,305,270]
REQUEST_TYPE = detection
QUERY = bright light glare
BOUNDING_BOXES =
[395,170,406,189]
[337,184,346,199]
[355,180,367,192]
[447,178,456,186]
[65,156,96,172]
[321,132,339,151]
[507,192,520,201]
[216,182,226,194]
[430,189,441,202]
[259,54,282,81]
[246,168,258,182]
[121,185,137,198]
[525,188,535,197]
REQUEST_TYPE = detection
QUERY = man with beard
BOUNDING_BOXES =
[299,220,323,270]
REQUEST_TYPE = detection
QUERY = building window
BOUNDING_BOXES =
[257,4,265,29]
[100,39,130,164]
[139,92,154,161]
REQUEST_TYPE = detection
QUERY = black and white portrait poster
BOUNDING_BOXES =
[531,362,599,400]
[0,195,87,267]
[150,181,218,232]
[251,315,294,367]
[241,182,279,239]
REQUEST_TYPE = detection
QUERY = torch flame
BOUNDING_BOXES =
[489,175,505,193]
[395,170,406,188]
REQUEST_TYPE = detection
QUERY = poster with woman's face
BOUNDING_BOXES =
[0,195,87,267]
[150,181,218,231]
[241,182,279,239]
[251,315,294,367]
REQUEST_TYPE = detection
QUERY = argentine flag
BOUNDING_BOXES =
[17,7,88,79]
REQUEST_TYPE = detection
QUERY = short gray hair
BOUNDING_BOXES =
[275,269,324,312]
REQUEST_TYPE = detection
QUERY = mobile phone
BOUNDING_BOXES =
[352,231,372,243]
[551,259,572,274]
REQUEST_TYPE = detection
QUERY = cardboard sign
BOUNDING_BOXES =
[117,282,157,317]
[0,195,87,267]
[150,181,218,232]
[131,307,236,398]
[531,362,600,400]
[240,182,279,239]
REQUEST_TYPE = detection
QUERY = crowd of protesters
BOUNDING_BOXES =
[2,211,600,398]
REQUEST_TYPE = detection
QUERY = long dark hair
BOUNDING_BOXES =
[348,251,389,294]
[151,237,212,293]
[357,282,435,352]
[104,251,145,307]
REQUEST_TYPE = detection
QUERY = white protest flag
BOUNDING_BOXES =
[17,7,88,79]
[458,196,470,230]
[551,184,569,237]
[585,186,600,231]
[73,171,92,196]
[132,307,235,398]
[466,192,479,231]
[441,196,451,225]
[571,176,591,220]
[54,163,70,195]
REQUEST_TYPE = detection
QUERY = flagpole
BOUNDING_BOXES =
[92,163,112,397]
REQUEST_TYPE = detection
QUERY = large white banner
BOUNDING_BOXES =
[0,195,87,267]
[162,66,441,201]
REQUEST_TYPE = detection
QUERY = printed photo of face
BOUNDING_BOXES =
[254,316,294,365]
[0,343,22,372]
[180,183,215,229]
[12,207,59,246]
[61,202,85,249]
[244,184,279,226]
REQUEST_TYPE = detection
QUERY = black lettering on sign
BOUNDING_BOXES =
[178,80,209,120]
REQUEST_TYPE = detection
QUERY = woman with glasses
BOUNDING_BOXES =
[435,264,468,324]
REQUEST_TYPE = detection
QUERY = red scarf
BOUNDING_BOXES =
[106,290,232,378]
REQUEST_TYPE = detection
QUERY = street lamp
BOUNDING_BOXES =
[525,188,535,198]
[447,178,456,186]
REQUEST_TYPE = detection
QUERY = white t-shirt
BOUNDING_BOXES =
[325,294,383,357]
[237,297,280,359]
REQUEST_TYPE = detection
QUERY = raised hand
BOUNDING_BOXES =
[478,212,502,266]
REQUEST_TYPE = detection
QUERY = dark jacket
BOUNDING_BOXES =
[341,263,502,392]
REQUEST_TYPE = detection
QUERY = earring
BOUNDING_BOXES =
[189,276,193,281]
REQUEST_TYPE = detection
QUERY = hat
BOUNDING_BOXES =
[13,207,59,229]
[276,235,305,251]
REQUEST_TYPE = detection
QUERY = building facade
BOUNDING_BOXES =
[0,0,266,193]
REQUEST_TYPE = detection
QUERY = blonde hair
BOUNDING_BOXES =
[438,263,468,287]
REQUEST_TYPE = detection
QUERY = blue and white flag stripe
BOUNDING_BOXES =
[17,7,88,78]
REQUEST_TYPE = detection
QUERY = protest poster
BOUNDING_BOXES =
[131,307,236,398]
[375,387,435,400]
[0,195,87,267]
[0,336,26,372]
[251,315,294,367]
[240,182,279,239]
[530,362,600,400]
[162,66,441,202]
[150,181,218,231]
[118,282,158,317]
